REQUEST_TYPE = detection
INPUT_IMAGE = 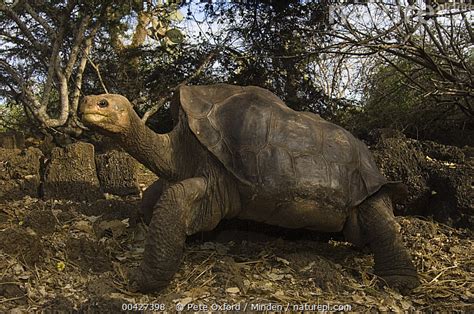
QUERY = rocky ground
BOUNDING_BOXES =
[0,133,473,312]
[0,190,472,311]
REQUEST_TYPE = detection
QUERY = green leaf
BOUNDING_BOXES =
[165,28,184,44]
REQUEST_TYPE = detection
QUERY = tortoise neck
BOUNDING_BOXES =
[117,110,186,181]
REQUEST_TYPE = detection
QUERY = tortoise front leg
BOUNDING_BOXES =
[131,177,207,292]
[140,178,169,225]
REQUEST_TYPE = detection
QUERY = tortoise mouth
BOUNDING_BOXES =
[81,112,108,124]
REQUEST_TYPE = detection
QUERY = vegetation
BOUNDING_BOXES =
[0,0,472,144]
[341,57,473,144]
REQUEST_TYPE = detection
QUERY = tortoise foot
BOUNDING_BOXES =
[380,273,420,294]
[128,267,167,293]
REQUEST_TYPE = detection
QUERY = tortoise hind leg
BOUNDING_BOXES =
[130,177,208,292]
[350,190,420,293]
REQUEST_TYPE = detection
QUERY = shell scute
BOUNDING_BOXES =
[179,84,388,207]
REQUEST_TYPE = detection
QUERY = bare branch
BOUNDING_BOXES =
[48,68,70,127]
[71,24,101,114]
[433,19,447,52]
[422,23,446,59]
[131,9,152,48]
[0,59,51,126]
[141,51,217,122]
[461,11,474,43]
[380,55,429,95]
[86,55,109,94]
[36,0,78,109]
[0,30,35,49]
[23,2,55,37]
[41,19,66,106]
[0,4,47,53]
[65,14,91,79]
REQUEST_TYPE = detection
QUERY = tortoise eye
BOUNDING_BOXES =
[98,99,109,108]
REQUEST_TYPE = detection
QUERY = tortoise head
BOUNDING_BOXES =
[80,94,133,135]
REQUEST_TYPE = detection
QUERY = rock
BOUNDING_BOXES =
[0,147,42,201]
[226,287,240,294]
[372,136,430,214]
[24,210,57,236]
[371,132,473,229]
[418,141,465,163]
[95,150,140,196]
[0,277,25,304]
[66,236,112,273]
[426,162,473,228]
[0,227,44,265]
[0,132,25,149]
[367,128,405,145]
[42,142,102,201]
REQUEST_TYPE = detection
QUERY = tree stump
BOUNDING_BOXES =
[95,150,140,196]
[0,147,42,201]
[43,142,102,201]
[0,132,25,149]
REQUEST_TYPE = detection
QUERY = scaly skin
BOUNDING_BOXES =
[80,92,419,294]
[357,191,420,293]
[132,177,206,292]
[81,94,206,182]
[80,94,240,292]
[140,178,169,225]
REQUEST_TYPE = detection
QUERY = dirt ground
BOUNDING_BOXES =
[0,171,473,312]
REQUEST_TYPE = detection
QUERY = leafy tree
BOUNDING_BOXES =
[325,1,473,141]
[0,0,110,132]
[195,1,338,115]
[0,0,186,136]
[1,0,471,147]
[341,57,473,145]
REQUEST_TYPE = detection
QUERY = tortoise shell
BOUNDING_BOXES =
[179,84,388,208]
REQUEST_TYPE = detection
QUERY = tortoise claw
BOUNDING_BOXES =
[380,274,420,294]
[127,266,169,293]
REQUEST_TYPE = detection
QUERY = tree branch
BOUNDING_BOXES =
[141,51,217,122]
[0,4,47,53]
[86,54,109,94]
[46,69,70,127]
[41,18,66,107]
[461,11,474,44]
[65,14,91,80]
[23,2,55,37]
[70,28,99,116]
[0,59,51,126]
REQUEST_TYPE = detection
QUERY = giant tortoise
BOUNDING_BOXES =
[80,84,420,293]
